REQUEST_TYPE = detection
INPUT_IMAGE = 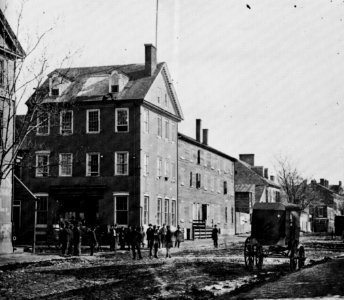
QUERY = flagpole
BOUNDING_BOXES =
[155,0,159,48]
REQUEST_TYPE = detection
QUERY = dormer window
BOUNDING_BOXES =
[111,85,119,93]
[51,88,59,96]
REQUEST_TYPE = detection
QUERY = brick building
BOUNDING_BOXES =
[308,179,344,232]
[14,44,184,243]
[0,10,25,253]
[178,119,236,238]
[234,154,281,234]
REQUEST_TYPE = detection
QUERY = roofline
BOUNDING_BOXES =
[0,9,25,58]
[178,132,236,162]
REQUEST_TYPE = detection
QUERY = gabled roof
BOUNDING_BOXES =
[178,132,236,162]
[0,9,25,58]
[236,159,280,189]
[31,62,183,120]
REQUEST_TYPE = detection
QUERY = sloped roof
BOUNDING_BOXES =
[0,9,25,58]
[235,184,255,192]
[236,159,280,189]
[31,62,183,120]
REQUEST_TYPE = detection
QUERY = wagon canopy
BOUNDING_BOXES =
[251,202,301,245]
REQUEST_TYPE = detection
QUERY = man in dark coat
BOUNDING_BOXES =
[165,225,173,258]
[129,226,143,260]
[59,223,68,255]
[67,223,74,255]
[174,225,183,248]
[212,225,219,248]
[153,226,160,258]
[146,224,154,258]
[88,226,98,256]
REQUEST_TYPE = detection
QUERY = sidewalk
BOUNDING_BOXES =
[0,235,246,269]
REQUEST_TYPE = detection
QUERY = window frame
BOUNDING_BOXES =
[35,152,50,177]
[36,112,50,136]
[165,118,169,140]
[35,194,48,226]
[115,108,129,133]
[171,199,176,227]
[157,197,162,225]
[143,109,149,133]
[114,193,129,226]
[164,198,169,225]
[60,110,73,135]
[86,109,100,134]
[86,152,100,177]
[224,181,228,195]
[157,115,162,138]
[59,153,73,177]
[143,153,149,176]
[115,151,129,176]
[144,196,149,225]
[157,157,162,177]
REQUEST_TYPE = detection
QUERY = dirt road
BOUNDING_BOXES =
[0,234,343,299]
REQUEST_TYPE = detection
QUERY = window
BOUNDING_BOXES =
[171,200,176,226]
[36,153,49,177]
[0,60,4,86]
[86,153,100,176]
[318,207,324,218]
[59,153,72,176]
[171,162,176,181]
[36,195,48,225]
[224,181,228,194]
[114,195,128,225]
[51,88,59,96]
[165,119,169,140]
[87,109,100,133]
[143,154,149,176]
[143,109,149,133]
[196,173,201,189]
[164,160,169,178]
[144,196,149,225]
[231,207,234,223]
[225,207,228,223]
[164,198,169,225]
[203,173,207,190]
[197,150,201,164]
[171,122,176,142]
[157,157,162,177]
[115,152,129,175]
[157,116,162,137]
[60,110,73,135]
[190,172,193,187]
[37,113,49,135]
[111,85,119,93]
[157,198,162,225]
[116,108,129,132]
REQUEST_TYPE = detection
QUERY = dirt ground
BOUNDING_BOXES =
[0,234,343,299]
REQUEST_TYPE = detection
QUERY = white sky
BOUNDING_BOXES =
[3,0,344,184]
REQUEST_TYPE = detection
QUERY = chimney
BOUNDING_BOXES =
[202,129,208,145]
[320,178,325,186]
[339,181,342,187]
[239,154,255,166]
[325,180,329,188]
[252,166,264,177]
[270,175,275,182]
[264,168,269,179]
[196,119,201,142]
[145,44,157,76]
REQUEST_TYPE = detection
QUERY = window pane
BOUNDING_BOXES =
[116,109,128,132]
[61,111,72,134]
[88,110,99,132]
[116,152,128,175]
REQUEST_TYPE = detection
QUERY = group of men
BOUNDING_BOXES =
[59,222,83,256]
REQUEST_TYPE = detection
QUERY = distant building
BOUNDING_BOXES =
[14,44,184,244]
[308,179,344,233]
[234,154,280,234]
[178,119,236,238]
[0,9,25,253]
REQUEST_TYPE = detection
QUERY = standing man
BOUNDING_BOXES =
[153,226,160,258]
[212,225,219,248]
[174,225,183,248]
[146,224,154,258]
[160,224,167,248]
[165,226,173,258]
[73,223,82,256]
[88,226,98,256]
[130,226,143,260]
[59,223,68,255]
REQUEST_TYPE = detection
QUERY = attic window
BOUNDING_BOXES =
[111,85,119,93]
[51,88,59,96]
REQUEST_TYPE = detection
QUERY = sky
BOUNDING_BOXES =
[3,0,344,184]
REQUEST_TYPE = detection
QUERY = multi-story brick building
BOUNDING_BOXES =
[235,154,281,234]
[15,44,184,243]
[0,10,25,253]
[308,179,344,232]
[178,119,236,238]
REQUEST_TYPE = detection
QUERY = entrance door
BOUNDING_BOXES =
[202,204,207,221]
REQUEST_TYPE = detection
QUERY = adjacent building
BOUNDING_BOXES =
[178,119,236,238]
[234,154,281,234]
[0,10,25,253]
[14,44,184,243]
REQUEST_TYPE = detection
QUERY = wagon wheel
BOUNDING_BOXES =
[298,247,305,269]
[289,243,298,271]
[255,244,264,270]
[244,237,254,270]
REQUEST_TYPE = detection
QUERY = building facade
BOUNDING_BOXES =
[178,119,236,238]
[15,44,184,243]
[234,154,281,234]
[0,10,25,253]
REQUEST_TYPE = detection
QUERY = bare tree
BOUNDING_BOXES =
[275,156,318,210]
